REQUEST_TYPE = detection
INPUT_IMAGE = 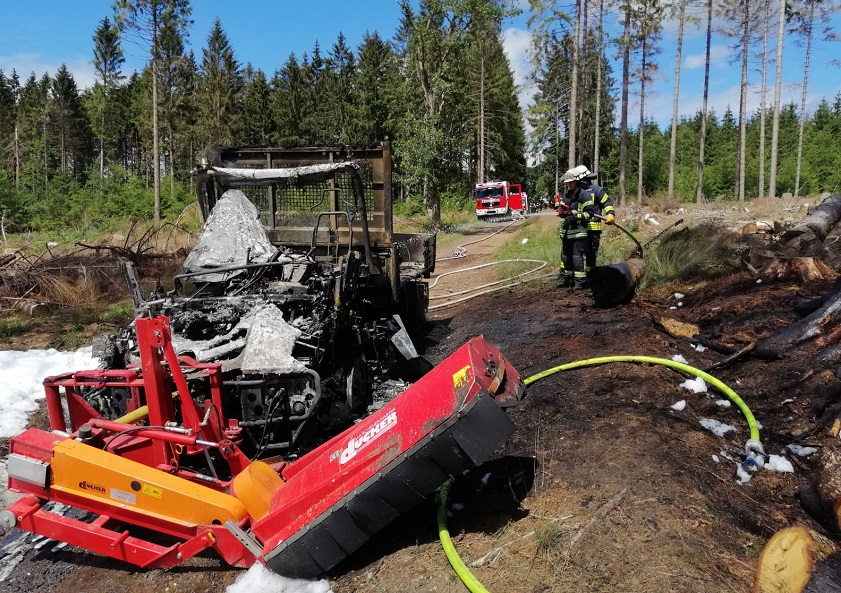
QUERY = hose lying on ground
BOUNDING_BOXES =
[438,356,763,592]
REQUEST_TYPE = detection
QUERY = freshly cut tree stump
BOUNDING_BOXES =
[753,525,841,593]
[743,194,841,282]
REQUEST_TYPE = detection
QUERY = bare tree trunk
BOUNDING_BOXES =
[795,0,815,199]
[578,0,588,163]
[594,0,605,174]
[737,0,751,202]
[569,0,581,168]
[769,0,786,198]
[696,0,713,204]
[477,54,485,184]
[170,133,176,204]
[758,0,770,197]
[619,4,631,206]
[13,125,20,190]
[152,10,161,221]
[668,0,687,201]
[637,50,647,203]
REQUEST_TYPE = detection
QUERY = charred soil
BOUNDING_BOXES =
[1,211,836,592]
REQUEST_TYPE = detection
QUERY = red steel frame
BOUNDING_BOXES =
[6,316,256,568]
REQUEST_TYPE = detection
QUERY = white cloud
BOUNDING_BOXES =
[684,44,730,70]
[0,52,96,90]
[501,26,536,113]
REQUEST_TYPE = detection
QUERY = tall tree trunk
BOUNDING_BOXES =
[668,0,687,201]
[100,107,105,181]
[619,4,631,206]
[569,0,581,168]
[759,0,770,197]
[578,0,588,163]
[170,132,176,204]
[737,0,751,201]
[696,0,713,204]
[152,9,161,221]
[594,0,605,174]
[477,53,485,184]
[795,0,815,199]
[638,48,647,203]
[769,0,786,198]
[13,125,20,190]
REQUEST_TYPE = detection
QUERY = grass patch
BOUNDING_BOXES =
[48,326,88,350]
[0,317,35,340]
[639,224,738,290]
[98,300,136,324]
[533,520,564,553]
[489,217,560,281]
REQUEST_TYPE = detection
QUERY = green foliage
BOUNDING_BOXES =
[99,300,136,324]
[0,317,33,339]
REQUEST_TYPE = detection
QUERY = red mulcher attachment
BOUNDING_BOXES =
[2,316,525,577]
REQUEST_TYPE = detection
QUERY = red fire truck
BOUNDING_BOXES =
[475,181,527,220]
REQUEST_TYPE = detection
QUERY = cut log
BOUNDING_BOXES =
[753,524,841,593]
[590,258,646,308]
[742,194,841,282]
[757,281,841,360]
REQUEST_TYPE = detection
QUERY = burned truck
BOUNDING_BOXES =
[96,144,436,457]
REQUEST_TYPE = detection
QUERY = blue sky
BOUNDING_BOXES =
[1,1,840,130]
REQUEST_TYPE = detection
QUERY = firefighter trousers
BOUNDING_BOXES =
[560,235,588,287]
[586,230,602,274]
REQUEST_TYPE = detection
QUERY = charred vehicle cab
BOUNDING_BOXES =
[95,144,436,457]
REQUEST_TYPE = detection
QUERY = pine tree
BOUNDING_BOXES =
[113,0,192,220]
[271,53,308,145]
[355,31,399,144]
[323,33,357,144]
[241,68,273,145]
[51,65,91,178]
[91,16,125,180]
[199,18,242,150]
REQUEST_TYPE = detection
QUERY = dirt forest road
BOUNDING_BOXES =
[0,211,830,593]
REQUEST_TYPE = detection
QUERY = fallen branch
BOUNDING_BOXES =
[568,487,627,548]
[704,342,757,372]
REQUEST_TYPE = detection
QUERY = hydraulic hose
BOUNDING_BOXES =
[437,355,762,593]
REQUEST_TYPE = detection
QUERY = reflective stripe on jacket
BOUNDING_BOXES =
[583,184,614,231]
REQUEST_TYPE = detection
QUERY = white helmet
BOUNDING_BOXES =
[563,165,595,183]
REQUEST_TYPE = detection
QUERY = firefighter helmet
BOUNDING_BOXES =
[563,165,595,183]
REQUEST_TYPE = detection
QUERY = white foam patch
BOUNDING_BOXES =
[671,354,688,364]
[226,564,333,593]
[765,454,794,473]
[714,399,732,408]
[680,377,708,393]
[0,347,97,438]
[786,444,818,457]
[699,418,737,437]
[671,400,687,411]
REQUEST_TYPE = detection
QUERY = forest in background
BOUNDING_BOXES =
[0,0,839,235]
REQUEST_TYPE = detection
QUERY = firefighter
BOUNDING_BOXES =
[562,166,615,280]
[557,170,596,289]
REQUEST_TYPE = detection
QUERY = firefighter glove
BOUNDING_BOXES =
[605,213,615,225]
[557,204,572,218]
